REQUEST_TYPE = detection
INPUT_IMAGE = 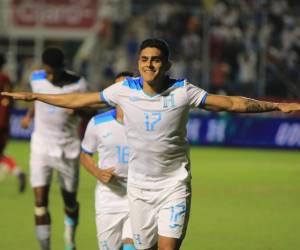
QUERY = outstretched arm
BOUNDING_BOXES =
[80,152,116,183]
[203,94,300,113]
[1,91,108,109]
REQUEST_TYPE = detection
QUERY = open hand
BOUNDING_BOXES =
[1,92,36,101]
[278,103,300,113]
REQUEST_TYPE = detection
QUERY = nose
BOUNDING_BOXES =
[146,59,154,68]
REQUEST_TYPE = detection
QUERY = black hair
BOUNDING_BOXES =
[139,38,170,60]
[115,71,134,79]
[42,47,64,68]
[0,53,6,68]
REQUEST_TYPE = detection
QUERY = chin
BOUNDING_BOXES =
[142,76,154,83]
[142,73,157,82]
[147,79,158,85]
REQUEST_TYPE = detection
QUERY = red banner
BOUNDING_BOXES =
[12,0,98,29]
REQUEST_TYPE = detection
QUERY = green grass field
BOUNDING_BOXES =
[1,140,300,250]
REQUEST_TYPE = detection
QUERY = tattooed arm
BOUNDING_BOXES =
[203,95,300,113]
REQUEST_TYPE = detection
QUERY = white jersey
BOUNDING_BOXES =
[101,77,207,189]
[81,109,129,214]
[30,70,87,158]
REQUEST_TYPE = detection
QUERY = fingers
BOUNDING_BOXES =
[105,167,116,174]
[1,92,34,101]
[287,103,300,113]
[98,167,117,183]
[278,103,300,113]
[1,92,13,97]
[1,92,22,100]
[20,117,30,129]
[101,175,112,183]
[100,172,114,183]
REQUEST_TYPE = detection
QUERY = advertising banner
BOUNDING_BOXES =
[187,112,300,149]
[12,0,98,29]
[10,109,33,139]
[10,109,300,149]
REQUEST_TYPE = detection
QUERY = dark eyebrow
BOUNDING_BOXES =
[140,56,162,60]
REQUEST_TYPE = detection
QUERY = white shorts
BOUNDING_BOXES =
[96,212,132,250]
[30,150,79,192]
[128,182,191,249]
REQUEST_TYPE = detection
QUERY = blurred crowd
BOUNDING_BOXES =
[95,0,300,98]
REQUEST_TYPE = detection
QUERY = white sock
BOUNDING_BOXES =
[12,167,22,176]
[36,225,50,250]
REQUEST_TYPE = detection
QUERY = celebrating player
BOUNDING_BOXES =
[0,53,26,193]
[2,39,300,250]
[18,48,87,250]
[80,72,135,250]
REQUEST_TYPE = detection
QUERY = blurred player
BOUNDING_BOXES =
[19,48,87,250]
[80,72,135,250]
[2,39,300,250]
[0,53,26,192]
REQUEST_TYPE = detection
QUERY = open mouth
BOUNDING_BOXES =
[144,69,156,73]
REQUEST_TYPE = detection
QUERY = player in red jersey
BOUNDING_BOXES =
[0,53,26,192]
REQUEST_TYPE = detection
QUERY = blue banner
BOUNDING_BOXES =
[10,109,34,139]
[10,109,300,149]
[187,112,300,149]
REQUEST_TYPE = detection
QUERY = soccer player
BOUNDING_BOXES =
[18,48,87,250]
[2,39,300,250]
[0,53,26,193]
[80,72,135,250]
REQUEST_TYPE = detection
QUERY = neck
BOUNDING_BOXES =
[48,69,64,84]
[143,75,169,95]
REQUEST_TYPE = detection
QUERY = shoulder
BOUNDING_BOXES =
[121,76,143,91]
[168,78,186,89]
[30,70,47,81]
[183,81,206,92]
[103,76,143,94]
[164,78,187,96]
[61,70,81,85]
[93,109,116,126]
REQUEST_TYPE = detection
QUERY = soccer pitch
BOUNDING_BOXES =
[1,140,300,250]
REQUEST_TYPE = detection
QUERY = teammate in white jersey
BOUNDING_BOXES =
[80,72,135,250]
[2,39,300,250]
[19,48,87,250]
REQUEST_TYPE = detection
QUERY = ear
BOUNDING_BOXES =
[165,61,171,71]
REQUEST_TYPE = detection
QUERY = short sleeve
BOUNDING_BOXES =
[100,82,123,107]
[29,78,33,92]
[81,118,98,154]
[77,77,88,92]
[186,83,208,108]
[29,70,46,92]
[29,73,36,92]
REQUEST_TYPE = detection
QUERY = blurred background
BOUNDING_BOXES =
[0,0,300,146]
[1,1,300,250]
[1,0,300,95]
